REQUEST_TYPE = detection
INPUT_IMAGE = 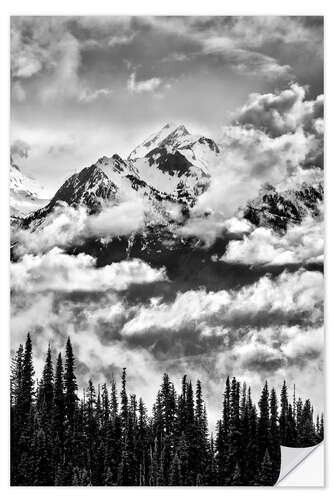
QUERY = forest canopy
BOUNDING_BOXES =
[10,334,323,486]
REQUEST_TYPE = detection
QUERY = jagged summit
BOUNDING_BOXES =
[128,122,190,160]
[18,123,227,228]
[12,119,324,270]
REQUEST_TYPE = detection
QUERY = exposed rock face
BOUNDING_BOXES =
[244,182,323,231]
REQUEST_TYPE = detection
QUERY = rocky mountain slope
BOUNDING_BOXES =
[244,182,323,231]
[23,123,222,225]
[13,123,323,273]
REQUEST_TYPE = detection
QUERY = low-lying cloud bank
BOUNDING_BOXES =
[11,248,167,293]
[11,255,324,418]
[222,209,324,266]
[122,268,323,336]
[12,196,147,256]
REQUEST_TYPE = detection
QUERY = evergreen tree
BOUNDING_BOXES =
[257,381,270,464]
[10,344,24,406]
[259,449,275,486]
[85,379,98,483]
[10,336,324,487]
[64,338,78,428]
[285,404,297,446]
[53,353,65,454]
[184,380,196,485]
[279,381,289,445]
[63,337,78,482]
[170,451,182,485]
[269,387,280,480]
[120,368,128,430]
[32,427,53,485]
[19,334,35,422]
[14,334,35,485]
[206,435,217,485]
[298,399,317,446]
[38,344,54,429]
[226,377,241,484]
[195,380,209,482]
[10,344,24,484]
[247,391,258,484]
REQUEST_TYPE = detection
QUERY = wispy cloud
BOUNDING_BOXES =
[127,72,162,94]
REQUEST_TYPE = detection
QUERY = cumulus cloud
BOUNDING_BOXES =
[11,248,167,293]
[177,213,253,247]
[13,196,147,256]
[10,256,324,425]
[177,84,323,246]
[222,210,324,266]
[224,324,323,375]
[122,269,323,336]
[179,124,316,247]
[127,72,162,94]
[232,83,323,138]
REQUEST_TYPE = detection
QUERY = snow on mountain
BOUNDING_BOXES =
[26,123,222,224]
[18,122,323,253]
[244,181,323,231]
[10,159,48,217]
[25,154,176,228]
[128,123,189,160]
[129,123,221,171]
[127,123,222,199]
[46,161,119,213]
[131,150,209,198]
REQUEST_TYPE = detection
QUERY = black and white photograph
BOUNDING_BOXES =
[9,15,324,486]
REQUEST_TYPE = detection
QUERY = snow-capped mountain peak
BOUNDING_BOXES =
[20,123,223,224]
[128,123,190,160]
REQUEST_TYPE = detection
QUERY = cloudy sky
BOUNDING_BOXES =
[10,16,324,427]
[11,16,323,195]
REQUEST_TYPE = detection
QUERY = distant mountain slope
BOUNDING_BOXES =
[244,182,323,231]
[10,158,48,217]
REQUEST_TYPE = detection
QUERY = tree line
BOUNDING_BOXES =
[10,334,324,486]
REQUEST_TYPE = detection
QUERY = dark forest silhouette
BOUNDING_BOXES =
[10,334,323,486]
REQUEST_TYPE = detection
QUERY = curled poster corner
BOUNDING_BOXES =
[277,442,324,485]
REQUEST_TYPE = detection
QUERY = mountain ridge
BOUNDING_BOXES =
[13,123,323,261]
